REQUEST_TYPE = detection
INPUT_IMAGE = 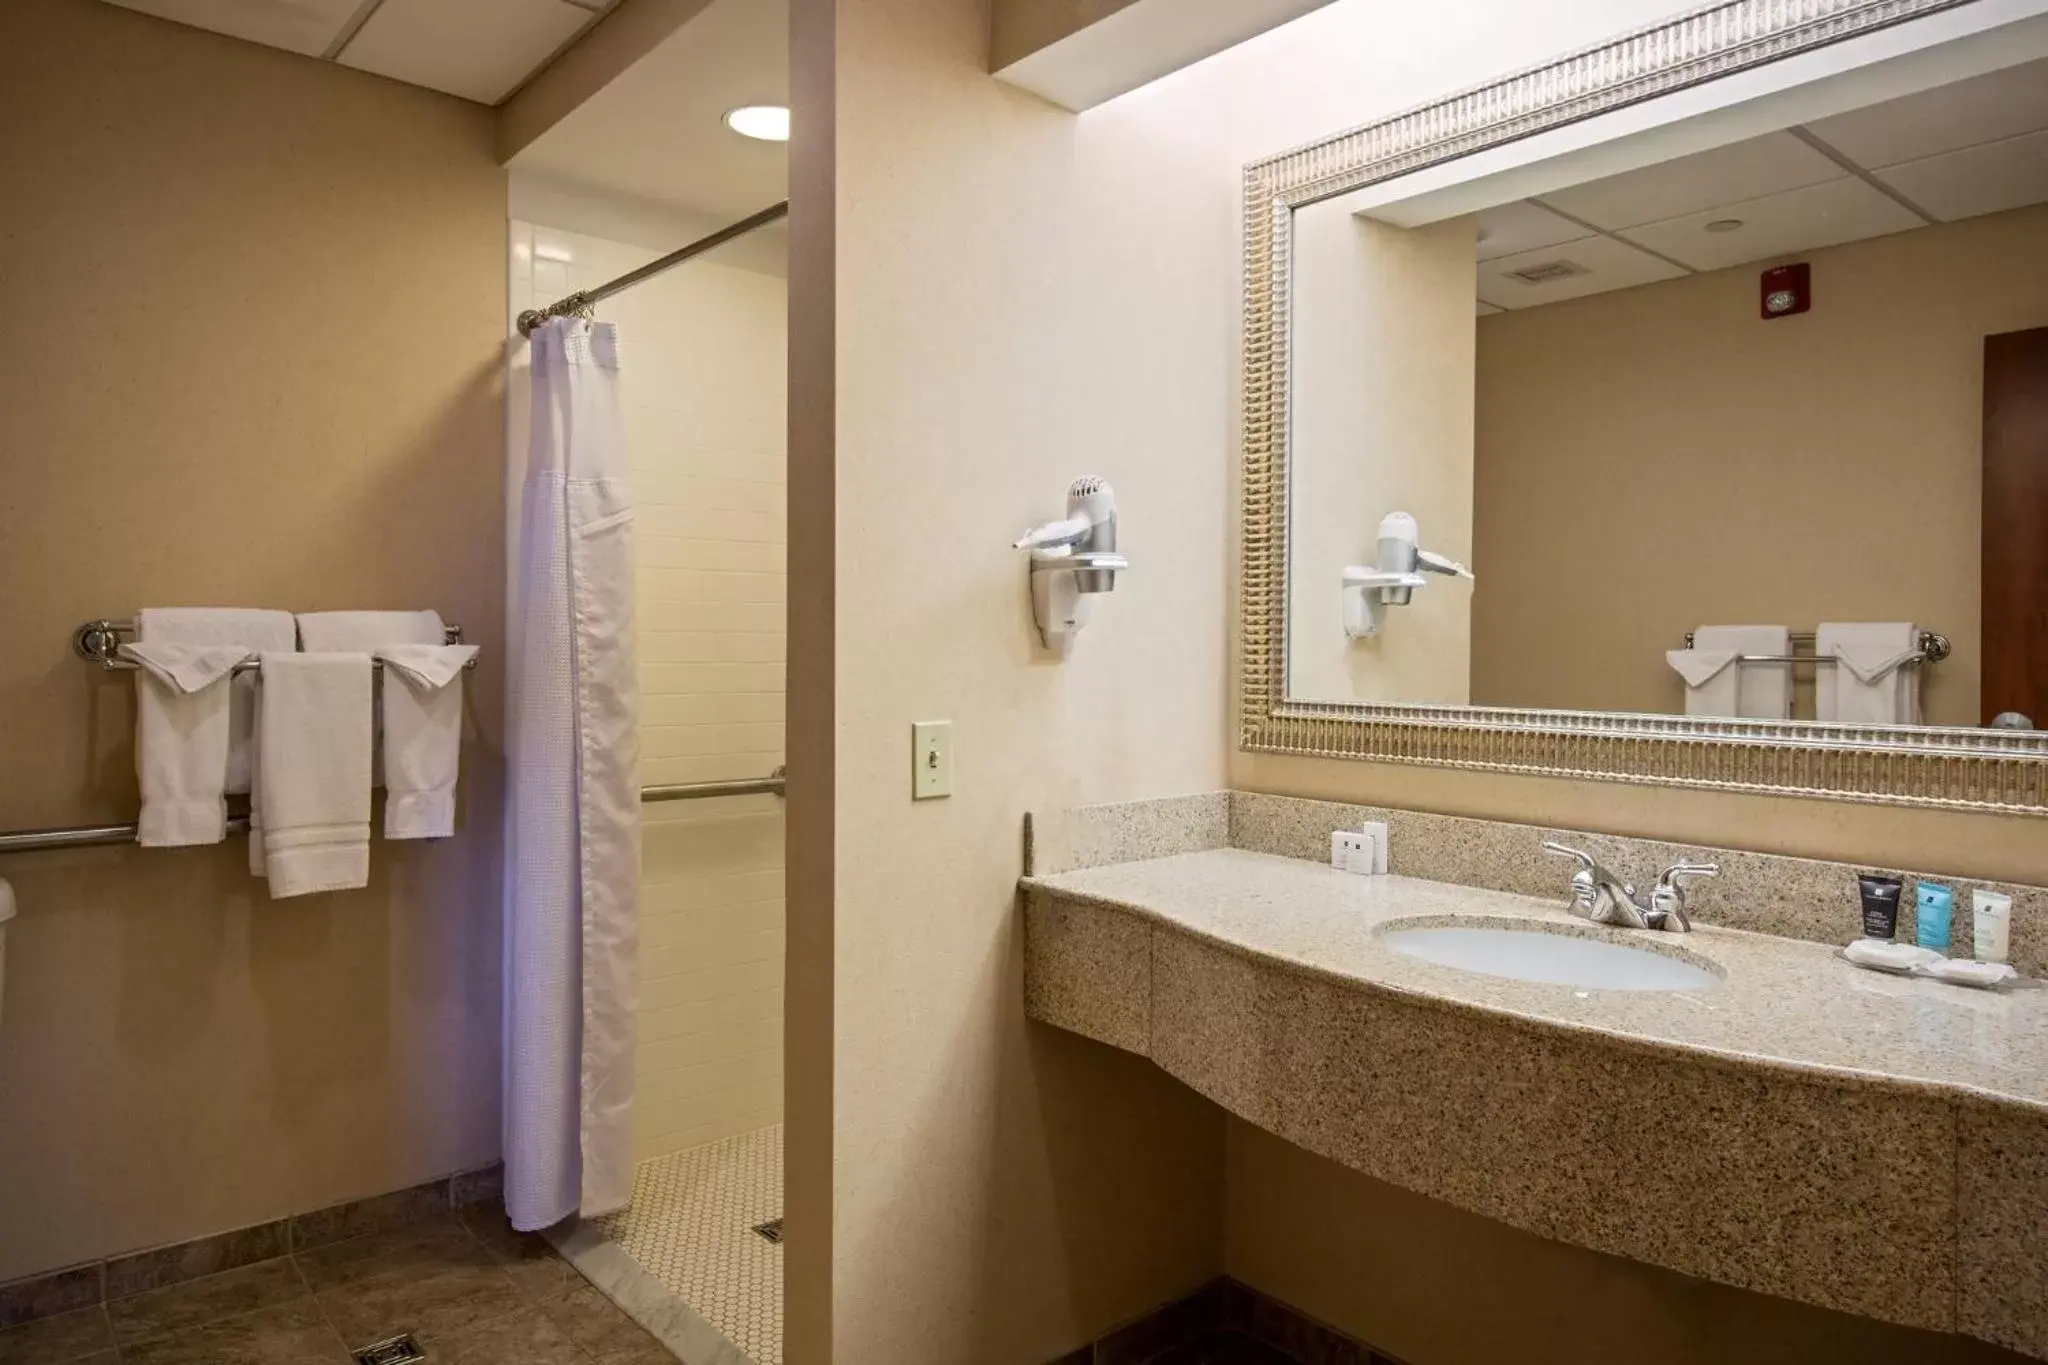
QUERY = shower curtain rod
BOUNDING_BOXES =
[516,200,790,336]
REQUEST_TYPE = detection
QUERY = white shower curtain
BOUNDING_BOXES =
[505,317,641,1230]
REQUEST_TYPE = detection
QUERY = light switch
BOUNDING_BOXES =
[912,721,952,800]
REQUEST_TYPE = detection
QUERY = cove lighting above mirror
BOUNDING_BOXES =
[724,105,790,142]
[1240,0,2048,813]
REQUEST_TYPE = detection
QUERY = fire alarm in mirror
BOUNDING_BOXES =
[1761,262,1810,320]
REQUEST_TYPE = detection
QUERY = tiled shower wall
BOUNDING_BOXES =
[510,214,786,1161]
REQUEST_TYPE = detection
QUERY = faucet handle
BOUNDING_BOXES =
[1543,842,1602,914]
[1649,863,1717,932]
[1656,862,1719,889]
[1542,841,1595,869]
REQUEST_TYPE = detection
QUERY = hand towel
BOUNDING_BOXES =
[1664,648,1740,716]
[258,653,373,898]
[1669,625,1792,719]
[295,611,446,652]
[117,642,251,846]
[1817,622,1922,725]
[295,611,447,788]
[374,645,478,839]
[135,608,296,794]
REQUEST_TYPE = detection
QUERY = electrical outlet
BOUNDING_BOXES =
[912,721,952,800]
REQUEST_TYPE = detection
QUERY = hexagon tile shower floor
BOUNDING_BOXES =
[594,1124,783,1364]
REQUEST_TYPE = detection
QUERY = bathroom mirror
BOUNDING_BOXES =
[1242,0,2048,812]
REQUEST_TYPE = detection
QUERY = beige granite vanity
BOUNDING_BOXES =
[1021,792,2048,1360]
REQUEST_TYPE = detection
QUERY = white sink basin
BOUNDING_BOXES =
[1377,918,1720,992]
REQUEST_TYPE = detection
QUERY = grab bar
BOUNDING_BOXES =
[0,768,786,856]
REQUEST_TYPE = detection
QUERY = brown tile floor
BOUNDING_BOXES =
[0,1209,676,1365]
[1142,1332,1305,1364]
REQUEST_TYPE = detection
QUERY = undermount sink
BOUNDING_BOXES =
[1376,917,1721,992]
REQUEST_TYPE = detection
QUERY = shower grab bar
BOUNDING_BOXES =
[0,768,786,855]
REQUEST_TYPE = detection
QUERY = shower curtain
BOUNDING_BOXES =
[505,317,641,1230]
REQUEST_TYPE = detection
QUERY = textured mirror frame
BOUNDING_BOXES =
[1239,0,2048,814]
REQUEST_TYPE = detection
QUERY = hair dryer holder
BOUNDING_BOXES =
[1028,548,1129,652]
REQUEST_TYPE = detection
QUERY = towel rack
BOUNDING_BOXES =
[74,619,478,673]
[1679,629,1950,666]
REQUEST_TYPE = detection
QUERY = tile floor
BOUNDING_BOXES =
[592,1125,781,1365]
[1140,1333,1304,1364]
[0,1208,675,1365]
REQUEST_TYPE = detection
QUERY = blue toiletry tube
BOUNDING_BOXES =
[1916,883,1953,952]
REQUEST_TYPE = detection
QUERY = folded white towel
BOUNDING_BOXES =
[296,611,447,789]
[296,611,446,651]
[1668,626,1792,719]
[374,645,478,839]
[258,653,373,898]
[136,608,296,795]
[1817,622,1922,725]
[118,642,250,846]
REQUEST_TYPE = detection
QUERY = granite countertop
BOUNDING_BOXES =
[1024,847,2048,1113]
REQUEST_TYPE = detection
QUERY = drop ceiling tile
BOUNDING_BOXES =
[1616,176,1923,272]
[1476,234,1686,311]
[1476,300,1503,316]
[101,0,363,57]
[1462,200,1585,262]
[1804,57,2048,170]
[337,0,597,104]
[1541,131,1843,230]
[1872,129,2048,223]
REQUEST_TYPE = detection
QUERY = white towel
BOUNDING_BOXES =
[295,611,447,788]
[374,645,478,839]
[1666,626,1792,719]
[1817,622,1922,725]
[118,642,251,846]
[135,608,296,794]
[258,653,373,898]
[296,611,446,652]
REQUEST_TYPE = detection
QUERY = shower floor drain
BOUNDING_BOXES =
[752,1217,784,1245]
[352,1333,426,1365]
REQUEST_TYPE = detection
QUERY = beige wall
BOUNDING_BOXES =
[789,0,1718,1359]
[1288,209,1477,704]
[799,0,1236,1355]
[0,0,506,1282]
[1472,204,2048,723]
[510,217,789,1161]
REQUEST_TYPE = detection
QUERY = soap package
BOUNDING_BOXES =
[1839,938,2020,989]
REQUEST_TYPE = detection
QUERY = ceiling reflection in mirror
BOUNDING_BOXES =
[1283,55,2048,732]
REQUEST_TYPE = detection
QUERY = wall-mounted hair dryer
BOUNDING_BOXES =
[1014,477,1128,653]
[1342,511,1472,639]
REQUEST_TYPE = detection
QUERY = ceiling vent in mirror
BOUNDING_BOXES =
[1506,259,1589,285]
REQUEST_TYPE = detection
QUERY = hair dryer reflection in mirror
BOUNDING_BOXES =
[1342,511,1473,639]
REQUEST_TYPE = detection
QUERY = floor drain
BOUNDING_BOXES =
[352,1333,426,1365]
[752,1217,784,1245]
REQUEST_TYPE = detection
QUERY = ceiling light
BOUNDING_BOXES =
[724,105,790,142]
[1705,218,1745,233]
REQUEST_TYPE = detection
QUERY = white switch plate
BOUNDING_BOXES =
[912,721,952,800]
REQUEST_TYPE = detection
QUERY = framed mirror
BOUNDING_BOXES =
[1240,0,2048,812]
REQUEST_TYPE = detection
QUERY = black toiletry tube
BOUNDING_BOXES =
[1859,874,1904,939]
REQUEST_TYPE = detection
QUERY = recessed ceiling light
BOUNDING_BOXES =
[1705,218,1745,233]
[724,105,790,142]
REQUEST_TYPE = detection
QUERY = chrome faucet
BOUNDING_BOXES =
[1542,842,1717,933]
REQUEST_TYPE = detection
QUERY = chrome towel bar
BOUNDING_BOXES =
[75,619,478,673]
[1678,628,1950,666]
